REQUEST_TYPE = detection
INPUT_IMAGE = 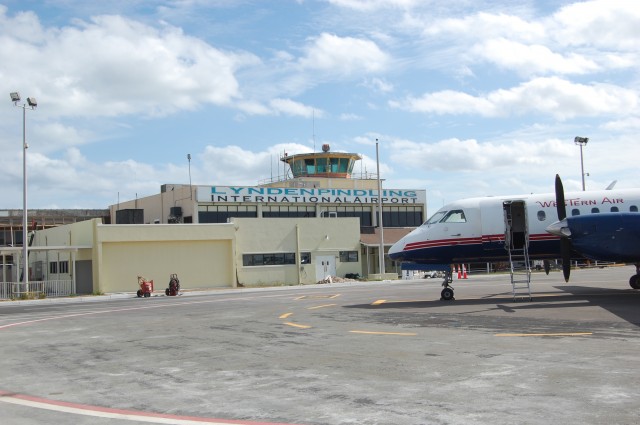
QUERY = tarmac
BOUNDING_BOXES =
[1,266,639,424]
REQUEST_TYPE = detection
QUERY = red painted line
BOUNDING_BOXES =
[0,390,301,425]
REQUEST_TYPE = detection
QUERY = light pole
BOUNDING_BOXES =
[574,136,589,191]
[187,153,192,200]
[10,92,37,289]
[376,139,385,275]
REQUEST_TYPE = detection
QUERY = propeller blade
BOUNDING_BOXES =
[555,174,566,220]
[561,238,571,282]
[555,175,571,282]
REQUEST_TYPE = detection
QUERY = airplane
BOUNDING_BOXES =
[388,175,640,301]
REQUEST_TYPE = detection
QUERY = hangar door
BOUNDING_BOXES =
[100,240,233,293]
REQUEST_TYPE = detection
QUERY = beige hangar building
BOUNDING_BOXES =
[24,147,427,295]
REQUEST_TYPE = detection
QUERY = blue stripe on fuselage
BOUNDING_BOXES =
[392,239,561,264]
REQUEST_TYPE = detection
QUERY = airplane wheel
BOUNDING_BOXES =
[136,290,142,298]
[441,287,454,301]
[630,275,640,290]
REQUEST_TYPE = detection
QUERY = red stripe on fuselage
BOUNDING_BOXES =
[402,233,559,252]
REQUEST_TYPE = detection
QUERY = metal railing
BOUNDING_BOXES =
[0,280,74,300]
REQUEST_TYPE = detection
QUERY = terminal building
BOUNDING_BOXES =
[3,146,427,296]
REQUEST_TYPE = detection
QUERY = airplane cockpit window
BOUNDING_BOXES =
[571,209,580,216]
[537,211,546,221]
[631,206,638,212]
[441,210,466,223]
[591,208,600,213]
[424,211,447,225]
[611,206,619,212]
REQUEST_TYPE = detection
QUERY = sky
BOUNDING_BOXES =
[1,0,639,216]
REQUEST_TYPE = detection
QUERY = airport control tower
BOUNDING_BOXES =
[262,144,379,190]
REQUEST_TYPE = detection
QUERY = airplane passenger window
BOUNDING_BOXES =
[424,211,447,225]
[611,206,619,212]
[571,209,580,216]
[591,208,600,213]
[537,211,546,221]
[631,206,638,212]
[442,210,466,223]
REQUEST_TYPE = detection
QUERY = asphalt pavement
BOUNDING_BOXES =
[1,266,639,425]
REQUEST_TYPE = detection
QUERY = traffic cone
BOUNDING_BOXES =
[457,264,462,279]
[462,264,468,279]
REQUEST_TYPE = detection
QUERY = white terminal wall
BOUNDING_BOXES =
[233,217,361,286]
[31,216,361,293]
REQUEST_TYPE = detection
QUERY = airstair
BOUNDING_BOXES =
[503,201,532,301]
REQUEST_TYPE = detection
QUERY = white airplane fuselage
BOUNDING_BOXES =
[388,188,640,265]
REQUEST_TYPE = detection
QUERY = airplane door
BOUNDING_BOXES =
[480,200,506,251]
[503,201,528,250]
[316,255,336,282]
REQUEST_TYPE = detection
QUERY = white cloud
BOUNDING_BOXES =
[0,10,258,118]
[269,98,320,118]
[339,113,363,121]
[424,12,546,44]
[299,33,390,75]
[200,143,313,186]
[326,0,420,12]
[472,38,600,76]
[392,77,639,120]
[551,0,640,50]
[389,137,574,172]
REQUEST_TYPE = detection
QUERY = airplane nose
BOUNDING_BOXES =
[546,218,571,237]
[388,240,404,260]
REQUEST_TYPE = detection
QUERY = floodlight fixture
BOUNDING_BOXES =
[10,92,20,103]
[574,136,589,191]
[27,97,37,108]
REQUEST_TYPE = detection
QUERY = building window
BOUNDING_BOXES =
[243,252,311,267]
[382,206,424,227]
[199,205,257,223]
[262,205,315,218]
[339,251,358,262]
[59,261,69,274]
[327,205,373,226]
[49,262,58,274]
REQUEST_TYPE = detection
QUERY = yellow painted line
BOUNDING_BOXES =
[372,299,386,305]
[495,332,593,337]
[295,294,341,300]
[279,313,293,319]
[284,322,311,329]
[349,330,417,336]
[307,304,336,310]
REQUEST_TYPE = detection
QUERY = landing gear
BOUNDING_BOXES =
[440,271,455,301]
[630,264,640,289]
